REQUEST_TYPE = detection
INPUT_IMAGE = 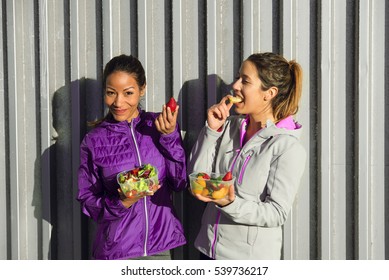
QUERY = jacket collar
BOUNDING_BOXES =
[258,117,303,139]
[239,115,303,144]
[99,108,144,133]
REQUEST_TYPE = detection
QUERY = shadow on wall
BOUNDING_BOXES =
[177,74,233,260]
[32,78,102,260]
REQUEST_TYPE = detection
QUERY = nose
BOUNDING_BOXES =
[113,93,123,107]
[232,78,241,92]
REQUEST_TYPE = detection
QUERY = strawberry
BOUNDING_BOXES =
[129,168,140,176]
[197,172,210,179]
[222,171,232,181]
[166,97,177,113]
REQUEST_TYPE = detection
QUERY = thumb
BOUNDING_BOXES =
[228,184,235,201]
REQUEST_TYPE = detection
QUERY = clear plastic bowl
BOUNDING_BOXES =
[189,172,235,199]
[117,165,159,198]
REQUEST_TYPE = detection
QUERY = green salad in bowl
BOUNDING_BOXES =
[117,164,159,198]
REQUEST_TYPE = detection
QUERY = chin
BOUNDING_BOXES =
[234,107,244,115]
[112,115,129,122]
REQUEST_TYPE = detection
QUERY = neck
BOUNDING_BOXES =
[248,113,274,131]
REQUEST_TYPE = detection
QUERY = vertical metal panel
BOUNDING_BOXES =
[358,0,386,260]
[6,0,39,259]
[319,0,354,260]
[281,0,311,260]
[142,0,167,111]
[242,0,274,56]
[0,0,8,260]
[324,0,349,260]
[369,0,385,259]
[320,0,334,260]
[207,0,236,107]
[6,0,21,260]
[332,0,348,260]
[70,0,83,260]
[38,0,53,260]
[0,0,388,260]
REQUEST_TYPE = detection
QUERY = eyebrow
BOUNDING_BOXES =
[106,86,135,91]
[240,74,252,81]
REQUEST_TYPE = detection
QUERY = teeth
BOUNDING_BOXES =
[228,96,243,103]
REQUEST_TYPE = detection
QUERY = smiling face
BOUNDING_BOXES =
[104,71,145,122]
[232,60,277,122]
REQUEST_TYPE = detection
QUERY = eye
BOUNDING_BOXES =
[105,90,116,96]
[124,91,135,96]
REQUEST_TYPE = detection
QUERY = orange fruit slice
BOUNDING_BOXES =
[201,188,210,197]
[211,187,229,199]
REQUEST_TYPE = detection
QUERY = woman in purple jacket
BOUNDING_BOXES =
[77,54,187,260]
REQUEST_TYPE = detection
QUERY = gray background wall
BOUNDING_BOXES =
[0,0,388,260]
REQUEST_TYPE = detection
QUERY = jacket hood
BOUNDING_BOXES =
[238,115,303,142]
[263,116,303,139]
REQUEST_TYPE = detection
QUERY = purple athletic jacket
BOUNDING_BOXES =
[77,110,187,259]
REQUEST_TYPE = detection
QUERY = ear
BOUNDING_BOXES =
[140,84,146,97]
[264,86,278,101]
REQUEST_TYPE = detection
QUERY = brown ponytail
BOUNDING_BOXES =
[272,60,303,122]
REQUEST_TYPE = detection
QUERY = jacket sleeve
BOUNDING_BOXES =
[219,141,306,227]
[77,135,129,222]
[158,123,187,192]
[188,123,223,174]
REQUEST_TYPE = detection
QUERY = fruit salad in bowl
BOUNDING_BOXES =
[189,171,235,199]
[117,164,159,198]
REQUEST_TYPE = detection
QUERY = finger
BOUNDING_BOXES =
[218,105,229,120]
[226,100,234,111]
[152,184,161,193]
[221,95,230,103]
[156,115,167,133]
[166,105,179,127]
[227,185,235,202]
[160,108,172,128]
[117,188,125,199]
[154,117,162,132]
[209,106,223,120]
[221,95,234,111]
[220,98,233,112]
[195,194,212,203]
[166,105,179,124]
[217,105,230,121]
[162,104,173,125]
[165,107,174,124]
[162,104,169,120]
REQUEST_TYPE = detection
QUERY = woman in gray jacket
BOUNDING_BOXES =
[188,52,306,260]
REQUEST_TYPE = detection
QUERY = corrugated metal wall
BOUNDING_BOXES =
[0,0,388,260]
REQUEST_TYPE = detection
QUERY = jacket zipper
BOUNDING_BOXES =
[229,149,241,172]
[238,150,254,185]
[211,211,221,259]
[129,121,149,257]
